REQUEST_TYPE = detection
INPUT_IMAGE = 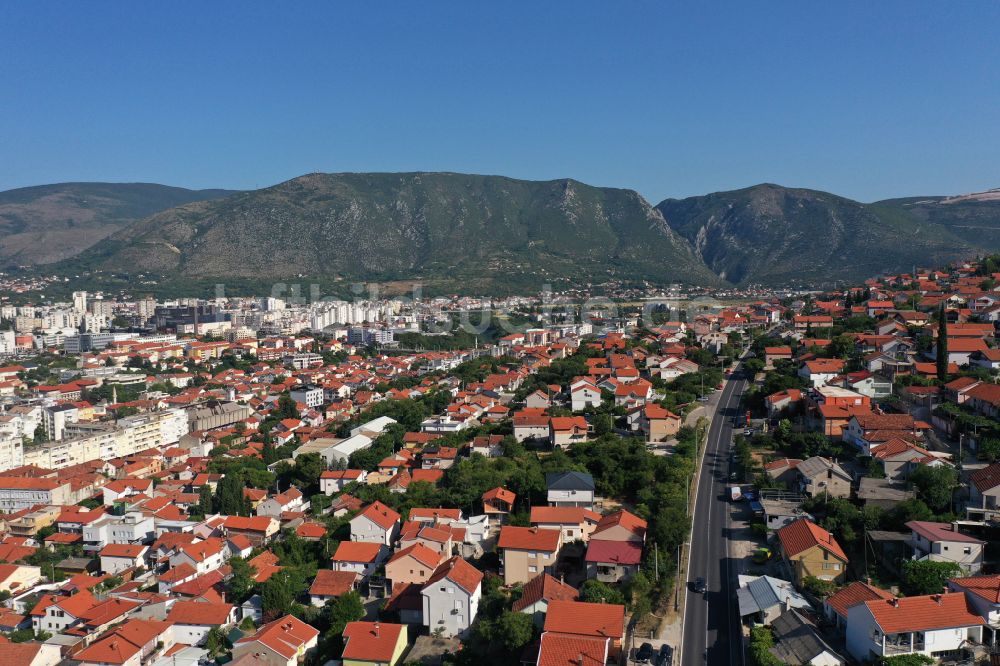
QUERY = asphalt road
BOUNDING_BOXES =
[680,367,749,666]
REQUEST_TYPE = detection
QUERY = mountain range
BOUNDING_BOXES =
[4,174,999,290]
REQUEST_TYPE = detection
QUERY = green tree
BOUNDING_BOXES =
[909,465,957,513]
[260,570,294,621]
[205,627,228,656]
[326,590,365,636]
[495,611,534,651]
[275,394,301,420]
[198,484,213,515]
[579,579,626,605]
[32,424,47,443]
[802,575,836,598]
[262,433,277,466]
[215,471,250,517]
[227,557,257,604]
[936,304,948,383]
[748,625,782,666]
[901,560,962,596]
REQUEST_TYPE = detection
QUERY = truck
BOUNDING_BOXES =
[729,485,742,501]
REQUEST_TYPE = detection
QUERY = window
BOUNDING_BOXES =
[528,565,538,573]
[964,547,972,555]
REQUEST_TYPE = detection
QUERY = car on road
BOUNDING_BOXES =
[693,577,706,594]
[656,644,673,665]
[636,642,655,663]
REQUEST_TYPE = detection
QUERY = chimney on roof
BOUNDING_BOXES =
[890,598,899,607]
[932,593,943,604]
[374,621,380,637]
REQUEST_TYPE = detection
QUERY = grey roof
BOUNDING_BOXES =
[797,456,850,482]
[769,609,845,665]
[857,477,915,502]
[546,471,595,492]
[736,575,811,617]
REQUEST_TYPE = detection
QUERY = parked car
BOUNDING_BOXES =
[636,642,655,663]
[656,644,673,665]
[693,577,706,593]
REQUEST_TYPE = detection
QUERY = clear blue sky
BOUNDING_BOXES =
[3,2,998,203]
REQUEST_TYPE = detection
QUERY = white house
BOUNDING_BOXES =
[546,471,595,509]
[845,593,984,662]
[319,469,366,495]
[570,380,602,412]
[349,501,401,545]
[166,601,236,646]
[99,543,148,574]
[421,556,483,638]
[906,520,985,574]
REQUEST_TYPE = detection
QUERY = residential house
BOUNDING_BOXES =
[824,581,893,629]
[969,462,1000,522]
[530,506,601,543]
[99,543,148,575]
[640,403,681,443]
[569,380,602,412]
[511,572,579,627]
[320,470,367,495]
[795,457,852,499]
[340,621,408,666]
[540,600,626,664]
[257,487,304,518]
[845,593,984,662]
[776,519,848,585]
[232,615,320,666]
[74,619,174,666]
[497,526,562,585]
[420,556,483,638]
[546,471,595,509]
[331,541,385,579]
[308,570,358,607]
[906,520,984,574]
[482,487,516,522]
[769,609,846,665]
[513,408,550,442]
[548,416,589,448]
[736,574,811,625]
[166,600,236,646]
[223,516,280,547]
[385,543,442,587]
[350,501,401,545]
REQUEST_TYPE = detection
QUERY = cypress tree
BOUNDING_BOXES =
[936,303,948,383]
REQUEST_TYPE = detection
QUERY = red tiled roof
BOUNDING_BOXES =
[864,592,983,633]
[530,506,601,525]
[166,600,234,625]
[100,543,146,558]
[498,526,561,552]
[356,501,401,530]
[825,581,893,619]
[543,600,625,639]
[422,556,483,595]
[584,540,642,565]
[388,543,441,569]
[236,614,319,659]
[341,621,405,662]
[777,519,848,562]
[906,520,984,544]
[971,463,1000,492]
[511,573,579,613]
[309,570,357,598]
[537,633,609,666]
[331,541,382,564]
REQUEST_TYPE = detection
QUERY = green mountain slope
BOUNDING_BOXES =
[657,184,978,286]
[83,172,721,291]
[0,182,236,265]
[871,190,1000,251]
